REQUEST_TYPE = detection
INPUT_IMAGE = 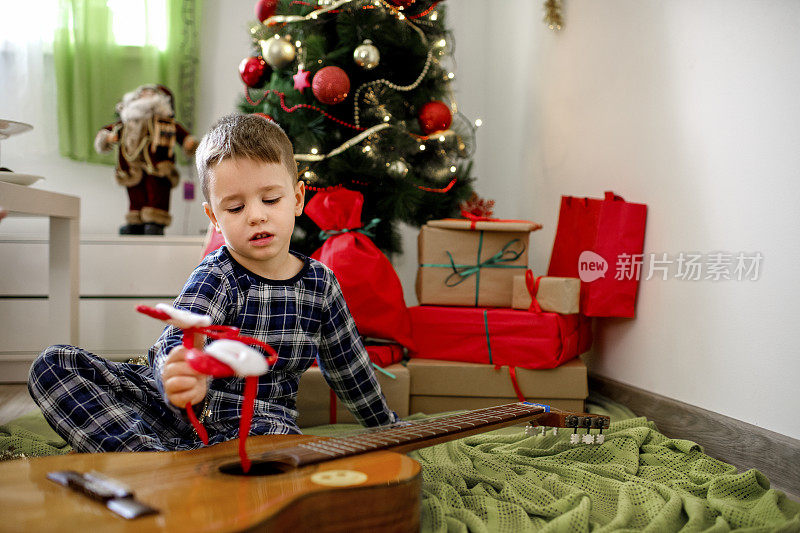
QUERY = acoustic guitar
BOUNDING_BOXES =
[0,402,609,532]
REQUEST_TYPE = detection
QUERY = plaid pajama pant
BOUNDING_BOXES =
[28,345,296,453]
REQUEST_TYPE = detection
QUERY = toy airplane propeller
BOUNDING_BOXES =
[137,304,278,472]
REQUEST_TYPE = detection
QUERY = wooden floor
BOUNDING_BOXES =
[0,384,38,425]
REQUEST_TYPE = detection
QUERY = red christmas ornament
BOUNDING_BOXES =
[255,0,278,22]
[418,101,452,134]
[239,56,269,88]
[312,66,351,105]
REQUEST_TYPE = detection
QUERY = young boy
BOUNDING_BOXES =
[28,114,398,452]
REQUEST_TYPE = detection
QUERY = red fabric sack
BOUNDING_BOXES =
[408,305,591,369]
[366,344,404,367]
[306,188,415,349]
[547,191,647,318]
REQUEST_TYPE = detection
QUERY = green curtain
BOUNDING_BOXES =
[54,0,202,164]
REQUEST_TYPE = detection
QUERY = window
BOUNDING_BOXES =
[106,0,168,50]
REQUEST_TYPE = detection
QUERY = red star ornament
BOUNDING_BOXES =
[293,67,311,92]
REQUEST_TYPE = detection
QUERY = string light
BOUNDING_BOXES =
[474,118,483,127]
[447,72,455,79]
[353,49,433,127]
[449,165,457,173]
[310,147,319,154]
[419,144,426,151]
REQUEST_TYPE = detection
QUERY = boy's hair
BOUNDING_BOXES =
[195,113,298,201]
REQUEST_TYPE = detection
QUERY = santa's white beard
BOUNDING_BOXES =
[119,92,173,122]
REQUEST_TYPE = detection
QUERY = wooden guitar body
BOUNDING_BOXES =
[0,435,421,533]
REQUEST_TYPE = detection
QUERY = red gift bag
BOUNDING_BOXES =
[408,306,591,370]
[548,191,647,318]
[306,188,415,349]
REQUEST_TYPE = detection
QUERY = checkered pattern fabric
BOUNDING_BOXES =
[28,247,397,452]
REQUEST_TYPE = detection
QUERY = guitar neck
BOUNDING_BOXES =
[256,403,608,469]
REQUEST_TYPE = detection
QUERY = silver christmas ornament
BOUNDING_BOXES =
[262,36,296,69]
[387,159,409,178]
[353,39,380,70]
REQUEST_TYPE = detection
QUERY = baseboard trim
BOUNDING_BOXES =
[589,373,800,499]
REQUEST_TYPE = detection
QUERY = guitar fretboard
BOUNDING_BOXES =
[261,402,551,468]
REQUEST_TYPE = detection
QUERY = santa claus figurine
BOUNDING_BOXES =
[95,84,198,235]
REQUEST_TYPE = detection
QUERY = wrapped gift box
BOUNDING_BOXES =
[416,219,542,307]
[409,305,592,369]
[408,358,587,414]
[512,274,580,314]
[295,363,409,427]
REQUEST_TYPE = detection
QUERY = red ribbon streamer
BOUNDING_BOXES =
[329,388,338,425]
[239,376,258,473]
[185,401,209,445]
[525,269,543,313]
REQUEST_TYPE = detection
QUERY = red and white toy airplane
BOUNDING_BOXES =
[137,304,278,472]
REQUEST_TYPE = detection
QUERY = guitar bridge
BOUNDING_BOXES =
[47,470,158,519]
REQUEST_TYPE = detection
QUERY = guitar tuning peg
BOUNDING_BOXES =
[594,428,605,445]
[524,424,537,437]
[569,433,581,444]
[582,433,594,444]
[540,426,547,437]
[551,427,558,436]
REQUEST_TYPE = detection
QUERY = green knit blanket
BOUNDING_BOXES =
[2,399,798,531]
[410,416,799,532]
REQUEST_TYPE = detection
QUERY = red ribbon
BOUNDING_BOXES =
[525,269,543,313]
[239,376,258,473]
[495,365,526,402]
[329,388,338,425]
[460,210,494,230]
[185,402,209,445]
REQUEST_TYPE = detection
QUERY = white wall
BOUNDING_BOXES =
[444,0,800,440]
[2,1,798,439]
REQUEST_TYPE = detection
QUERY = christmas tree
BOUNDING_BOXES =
[239,0,478,256]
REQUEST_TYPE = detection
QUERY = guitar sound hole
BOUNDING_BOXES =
[219,460,293,477]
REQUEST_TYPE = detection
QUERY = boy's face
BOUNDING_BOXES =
[204,158,304,278]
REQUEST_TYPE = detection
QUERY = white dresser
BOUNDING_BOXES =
[0,234,204,382]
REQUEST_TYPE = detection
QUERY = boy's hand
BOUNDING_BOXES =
[162,334,207,407]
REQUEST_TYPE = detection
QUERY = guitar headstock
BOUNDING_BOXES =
[523,403,611,445]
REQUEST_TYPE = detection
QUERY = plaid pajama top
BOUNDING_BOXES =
[148,246,398,434]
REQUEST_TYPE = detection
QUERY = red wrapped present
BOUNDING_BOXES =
[408,306,592,370]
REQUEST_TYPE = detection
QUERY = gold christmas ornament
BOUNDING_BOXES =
[353,39,380,70]
[262,35,296,68]
[543,0,564,30]
[422,161,453,183]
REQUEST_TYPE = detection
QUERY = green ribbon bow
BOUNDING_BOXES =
[319,218,380,241]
